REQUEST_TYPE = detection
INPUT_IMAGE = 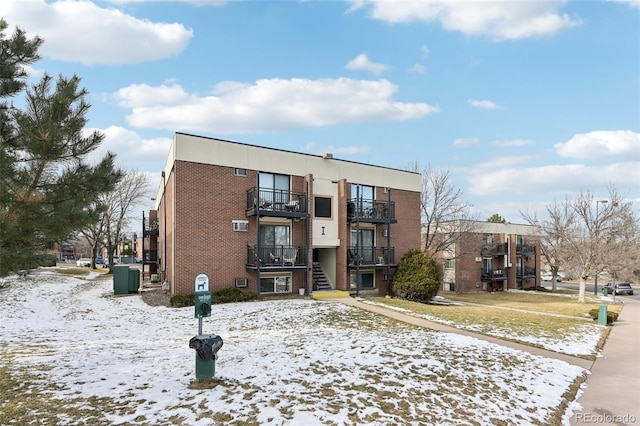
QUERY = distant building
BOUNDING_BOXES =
[428,220,541,293]
[147,133,422,297]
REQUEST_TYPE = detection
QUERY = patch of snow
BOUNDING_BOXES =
[0,270,589,425]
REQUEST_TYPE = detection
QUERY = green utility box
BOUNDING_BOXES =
[598,305,608,325]
[113,265,130,295]
[128,268,140,293]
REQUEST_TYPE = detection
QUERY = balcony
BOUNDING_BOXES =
[481,243,508,256]
[481,268,507,281]
[347,199,397,224]
[516,244,536,254]
[517,267,536,278]
[247,245,308,269]
[347,247,396,269]
[143,250,158,263]
[144,219,159,236]
[246,188,308,219]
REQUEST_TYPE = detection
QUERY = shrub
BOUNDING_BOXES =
[211,287,256,304]
[392,249,440,303]
[170,288,256,307]
[170,294,194,308]
[588,308,619,324]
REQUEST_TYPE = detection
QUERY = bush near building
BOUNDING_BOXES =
[392,249,440,302]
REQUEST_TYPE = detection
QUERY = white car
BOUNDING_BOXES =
[76,258,91,267]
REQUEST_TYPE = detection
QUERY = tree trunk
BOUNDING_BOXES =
[578,277,587,302]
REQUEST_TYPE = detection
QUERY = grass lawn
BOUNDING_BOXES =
[365,289,619,357]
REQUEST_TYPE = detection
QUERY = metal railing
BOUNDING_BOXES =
[347,199,395,220]
[246,188,308,214]
[347,247,395,266]
[247,245,307,267]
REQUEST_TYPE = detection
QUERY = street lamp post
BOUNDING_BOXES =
[594,199,608,295]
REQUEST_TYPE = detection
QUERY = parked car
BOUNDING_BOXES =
[76,258,91,267]
[603,282,634,296]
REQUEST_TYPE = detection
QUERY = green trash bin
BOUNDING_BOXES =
[128,268,140,293]
[113,265,130,295]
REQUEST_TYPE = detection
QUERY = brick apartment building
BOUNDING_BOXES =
[429,220,541,293]
[145,133,421,298]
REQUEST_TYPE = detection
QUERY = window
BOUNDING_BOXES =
[350,272,374,289]
[259,172,290,205]
[445,258,455,269]
[259,225,291,259]
[234,168,247,176]
[350,228,374,263]
[232,220,249,232]
[351,184,374,215]
[314,197,332,218]
[260,276,291,293]
[482,258,492,274]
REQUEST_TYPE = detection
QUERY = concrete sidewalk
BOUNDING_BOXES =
[570,297,639,425]
[325,295,639,425]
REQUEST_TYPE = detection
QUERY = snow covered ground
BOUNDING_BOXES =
[1,269,592,425]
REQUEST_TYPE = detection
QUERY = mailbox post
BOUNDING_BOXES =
[189,273,223,381]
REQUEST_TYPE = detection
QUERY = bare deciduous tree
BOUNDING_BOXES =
[102,170,150,271]
[521,201,577,292]
[524,186,638,302]
[407,162,478,257]
[78,170,149,271]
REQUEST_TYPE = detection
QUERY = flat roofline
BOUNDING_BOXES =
[175,131,420,176]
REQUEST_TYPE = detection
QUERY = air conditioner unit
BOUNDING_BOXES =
[232,220,249,232]
[234,278,248,288]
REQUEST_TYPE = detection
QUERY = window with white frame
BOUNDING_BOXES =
[260,276,291,293]
[445,258,455,269]
[234,168,247,176]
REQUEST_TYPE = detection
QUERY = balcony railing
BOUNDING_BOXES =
[517,267,536,277]
[347,199,396,222]
[516,244,535,254]
[247,245,307,268]
[481,268,507,280]
[246,187,308,216]
[347,247,395,266]
[481,243,508,256]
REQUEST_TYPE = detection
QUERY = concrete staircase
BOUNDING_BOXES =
[310,263,350,299]
[312,263,332,291]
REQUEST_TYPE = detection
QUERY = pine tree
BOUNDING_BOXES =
[0,19,122,276]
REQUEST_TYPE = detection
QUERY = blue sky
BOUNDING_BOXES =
[2,0,639,222]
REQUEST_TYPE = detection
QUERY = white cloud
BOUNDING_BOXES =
[453,137,480,147]
[348,0,582,41]
[409,63,426,74]
[554,130,640,161]
[114,78,439,133]
[87,125,172,168]
[467,162,640,198]
[421,45,431,57]
[468,99,501,110]
[0,0,193,65]
[345,53,389,75]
